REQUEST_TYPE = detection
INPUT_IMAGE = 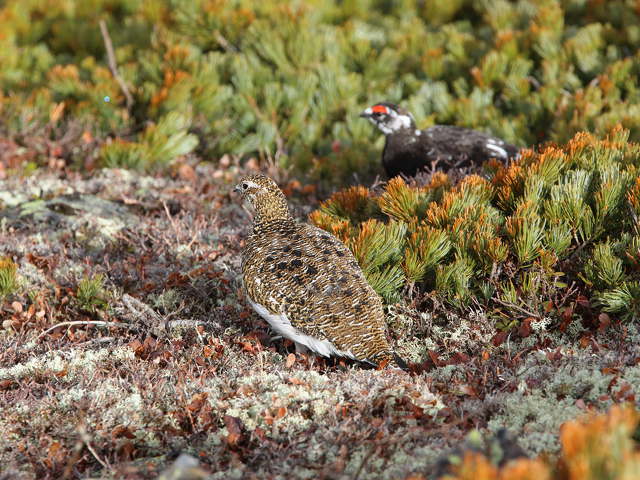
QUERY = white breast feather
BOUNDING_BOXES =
[247,298,356,360]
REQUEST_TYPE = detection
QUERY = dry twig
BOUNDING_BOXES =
[38,320,138,340]
[99,19,134,109]
[78,423,112,472]
[492,297,540,319]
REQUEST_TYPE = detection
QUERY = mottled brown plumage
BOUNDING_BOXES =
[234,174,405,369]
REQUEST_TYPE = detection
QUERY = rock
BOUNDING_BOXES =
[157,453,211,480]
[0,193,137,248]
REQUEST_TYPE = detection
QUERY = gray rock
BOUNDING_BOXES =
[1,193,137,248]
[158,453,211,480]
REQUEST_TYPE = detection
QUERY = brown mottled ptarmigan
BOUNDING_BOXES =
[234,174,406,370]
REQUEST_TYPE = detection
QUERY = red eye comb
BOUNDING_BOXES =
[371,105,388,114]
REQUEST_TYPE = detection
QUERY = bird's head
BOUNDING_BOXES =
[233,174,292,223]
[360,102,415,135]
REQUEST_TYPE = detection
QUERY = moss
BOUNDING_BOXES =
[0,345,135,382]
[390,304,495,362]
[619,364,640,398]
[212,468,245,480]
[487,349,620,455]
[488,391,581,455]
[152,288,183,313]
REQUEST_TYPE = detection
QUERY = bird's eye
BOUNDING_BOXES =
[242,183,248,190]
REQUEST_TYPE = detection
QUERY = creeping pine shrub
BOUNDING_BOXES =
[99,112,198,170]
[76,274,108,313]
[0,257,19,299]
[439,404,640,480]
[2,1,640,179]
[311,128,640,320]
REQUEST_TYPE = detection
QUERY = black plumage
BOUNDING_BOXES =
[360,102,520,178]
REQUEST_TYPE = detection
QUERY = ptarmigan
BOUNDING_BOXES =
[234,174,406,369]
[360,102,519,178]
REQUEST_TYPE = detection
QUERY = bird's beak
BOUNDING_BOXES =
[232,184,241,194]
[359,107,373,118]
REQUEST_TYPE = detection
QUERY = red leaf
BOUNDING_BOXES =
[187,392,209,413]
[203,345,214,358]
[457,384,478,397]
[287,377,306,386]
[0,380,14,390]
[559,306,574,332]
[178,163,196,182]
[224,415,244,447]
[409,402,424,418]
[111,425,136,439]
[579,335,591,349]
[118,441,135,460]
[377,357,391,369]
[545,347,563,362]
[427,350,442,366]
[492,331,508,346]
[436,407,452,419]
[143,336,157,350]
[598,313,611,333]
[285,353,296,368]
[450,352,470,364]
[613,383,634,402]
[576,295,590,307]
[518,317,534,338]
[129,339,144,355]
[47,441,64,464]
[264,412,274,426]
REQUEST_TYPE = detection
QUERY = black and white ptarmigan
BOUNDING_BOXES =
[234,173,406,370]
[360,102,520,179]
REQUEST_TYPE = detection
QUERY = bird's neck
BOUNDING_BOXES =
[386,125,417,136]
[380,114,415,135]
[252,201,295,233]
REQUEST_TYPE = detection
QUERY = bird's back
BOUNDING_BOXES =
[425,125,519,164]
[382,125,518,177]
